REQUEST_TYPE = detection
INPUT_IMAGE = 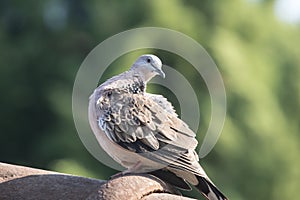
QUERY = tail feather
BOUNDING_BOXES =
[196,176,228,200]
[149,169,192,190]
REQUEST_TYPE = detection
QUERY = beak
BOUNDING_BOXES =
[150,62,165,78]
[155,68,165,78]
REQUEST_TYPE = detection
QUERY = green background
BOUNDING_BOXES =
[1,0,300,199]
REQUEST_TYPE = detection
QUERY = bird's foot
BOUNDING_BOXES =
[110,161,142,179]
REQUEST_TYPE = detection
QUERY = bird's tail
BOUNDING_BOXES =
[195,176,228,200]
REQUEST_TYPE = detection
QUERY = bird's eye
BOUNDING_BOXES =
[146,58,151,63]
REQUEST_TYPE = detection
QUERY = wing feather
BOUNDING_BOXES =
[96,88,203,176]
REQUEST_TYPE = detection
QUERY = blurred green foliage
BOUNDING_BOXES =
[1,0,300,199]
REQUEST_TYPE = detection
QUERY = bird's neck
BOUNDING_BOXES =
[129,68,155,83]
[125,74,145,94]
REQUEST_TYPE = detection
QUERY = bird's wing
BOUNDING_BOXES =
[144,93,178,117]
[95,87,205,176]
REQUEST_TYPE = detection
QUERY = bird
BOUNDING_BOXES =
[88,54,228,200]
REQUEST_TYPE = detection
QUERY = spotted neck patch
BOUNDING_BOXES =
[126,77,145,94]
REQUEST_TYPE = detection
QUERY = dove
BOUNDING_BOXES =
[88,54,228,200]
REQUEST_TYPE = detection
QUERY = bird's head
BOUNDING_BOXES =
[130,54,165,82]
